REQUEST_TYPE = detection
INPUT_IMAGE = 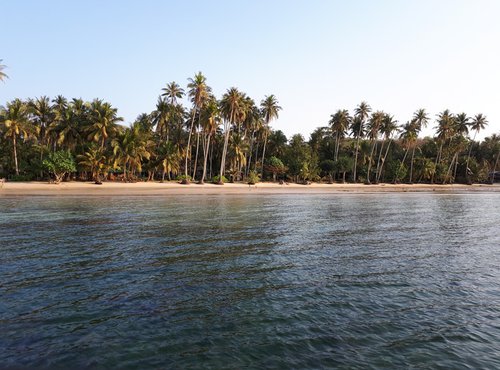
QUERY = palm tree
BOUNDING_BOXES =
[1,99,32,175]
[219,87,244,183]
[432,109,455,183]
[465,113,488,182]
[329,109,351,162]
[199,97,220,183]
[376,114,398,183]
[161,81,184,105]
[399,121,417,183]
[260,95,282,178]
[112,122,151,181]
[366,111,384,183]
[186,72,211,181]
[0,60,8,82]
[352,101,371,182]
[408,109,429,183]
[77,145,108,183]
[86,99,123,149]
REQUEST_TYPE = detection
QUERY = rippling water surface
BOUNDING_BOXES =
[1,194,500,369]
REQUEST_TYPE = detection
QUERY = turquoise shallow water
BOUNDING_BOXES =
[1,194,500,369]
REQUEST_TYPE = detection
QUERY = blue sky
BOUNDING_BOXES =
[2,0,499,139]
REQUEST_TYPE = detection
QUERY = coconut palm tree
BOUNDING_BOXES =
[432,109,455,183]
[407,109,429,183]
[352,101,371,182]
[161,81,184,105]
[77,145,108,183]
[86,99,123,149]
[186,72,211,181]
[0,99,33,175]
[199,97,220,183]
[260,95,282,177]
[329,109,351,162]
[219,87,244,183]
[112,122,151,181]
[366,111,384,183]
[376,114,398,183]
[0,60,8,82]
[465,113,488,182]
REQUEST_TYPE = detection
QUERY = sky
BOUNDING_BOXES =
[2,0,500,140]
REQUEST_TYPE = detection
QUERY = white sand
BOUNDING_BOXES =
[1,181,498,196]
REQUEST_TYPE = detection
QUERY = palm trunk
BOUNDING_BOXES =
[465,132,477,183]
[219,111,233,182]
[192,129,200,181]
[431,141,443,183]
[377,139,392,183]
[366,140,377,184]
[12,134,19,176]
[409,144,416,183]
[260,130,268,178]
[246,132,255,177]
[375,139,385,183]
[184,112,196,178]
[353,136,361,182]
[201,134,211,183]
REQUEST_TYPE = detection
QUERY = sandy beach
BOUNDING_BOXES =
[1,181,499,196]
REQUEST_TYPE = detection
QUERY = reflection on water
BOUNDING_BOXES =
[1,194,500,369]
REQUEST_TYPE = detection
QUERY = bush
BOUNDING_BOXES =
[247,170,260,185]
[212,175,228,184]
[42,151,76,183]
[176,174,192,184]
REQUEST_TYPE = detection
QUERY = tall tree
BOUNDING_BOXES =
[465,113,488,182]
[186,72,211,181]
[86,99,123,149]
[259,95,282,178]
[219,87,244,183]
[161,81,184,105]
[1,99,32,175]
[352,101,371,182]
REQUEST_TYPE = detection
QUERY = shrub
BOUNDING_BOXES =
[247,170,260,185]
[42,151,76,183]
[212,175,228,184]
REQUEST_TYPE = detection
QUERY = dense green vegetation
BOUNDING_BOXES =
[1,72,499,184]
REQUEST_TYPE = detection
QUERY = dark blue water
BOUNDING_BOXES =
[1,194,500,369]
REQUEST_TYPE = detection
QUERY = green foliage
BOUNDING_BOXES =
[247,170,260,185]
[176,174,192,182]
[9,174,34,182]
[212,175,228,184]
[388,160,408,183]
[42,150,76,183]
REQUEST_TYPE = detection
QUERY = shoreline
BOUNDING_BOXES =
[1,181,499,196]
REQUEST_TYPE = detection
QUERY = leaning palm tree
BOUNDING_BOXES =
[0,99,33,175]
[185,72,211,181]
[465,113,488,182]
[352,101,371,182]
[376,114,398,183]
[260,95,282,177]
[0,60,8,82]
[407,109,429,183]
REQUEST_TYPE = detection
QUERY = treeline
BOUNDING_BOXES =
[0,72,499,184]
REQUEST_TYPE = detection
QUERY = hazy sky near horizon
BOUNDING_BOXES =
[2,0,499,140]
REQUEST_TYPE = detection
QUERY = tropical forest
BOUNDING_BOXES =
[1,70,499,185]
